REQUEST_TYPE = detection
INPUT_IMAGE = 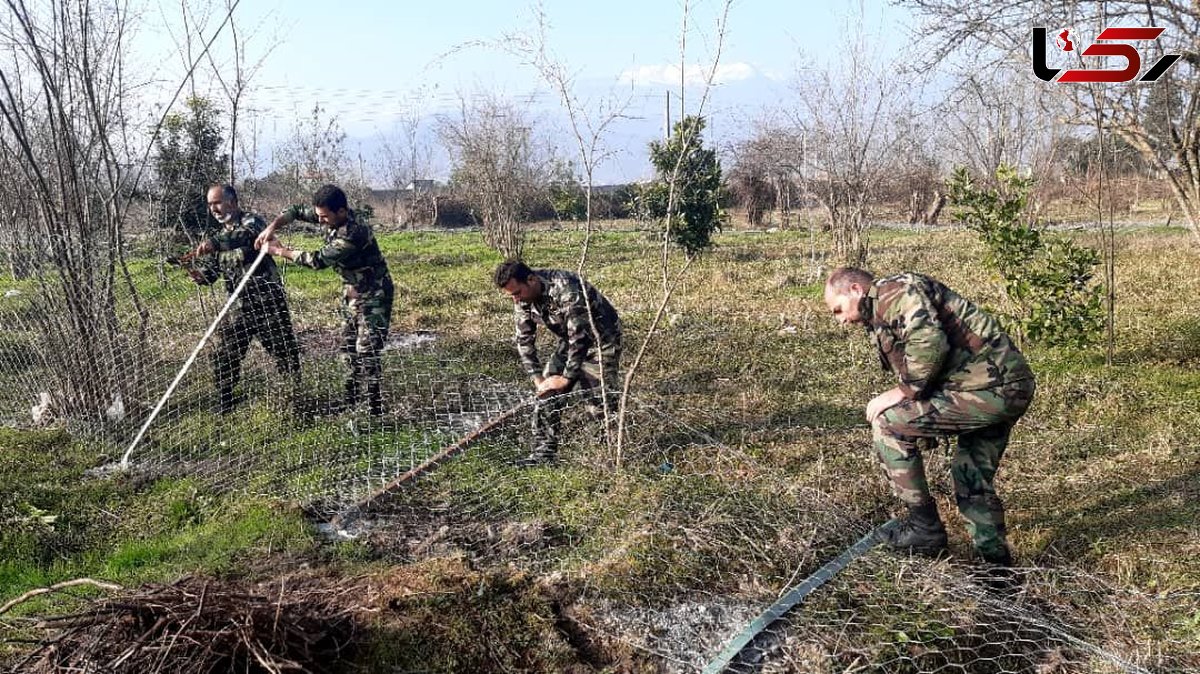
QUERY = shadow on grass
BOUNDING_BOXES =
[729,403,866,444]
[1117,316,1200,365]
[1026,465,1200,563]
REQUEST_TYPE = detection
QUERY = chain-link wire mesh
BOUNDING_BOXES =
[0,226,1195,673]
[706,555,1200,674]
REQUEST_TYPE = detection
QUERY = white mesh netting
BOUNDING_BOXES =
[0,229,1195,673]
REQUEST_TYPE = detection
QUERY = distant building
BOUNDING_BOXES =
[404,179,438,192]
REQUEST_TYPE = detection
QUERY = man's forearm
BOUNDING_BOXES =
[264,240,301,264]
[270,211,294,230]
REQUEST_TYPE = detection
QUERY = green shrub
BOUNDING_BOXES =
[637,116,727,256]
[948,165,1104,347]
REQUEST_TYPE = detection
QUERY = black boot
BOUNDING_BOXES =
[979,546,1013,567]
[977,546,1019,592]
[366,382,384,418]
[343,377,360,412]
[883,501,948,555]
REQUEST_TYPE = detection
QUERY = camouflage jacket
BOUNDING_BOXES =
[284,205,392,295]
[514,269,620,381]
[194,210,282,295]
[865,273,1034,399]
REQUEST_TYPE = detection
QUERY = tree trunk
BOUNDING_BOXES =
[923,192,947,226]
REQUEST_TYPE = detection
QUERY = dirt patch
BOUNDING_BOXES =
[296,328,439,354]
[341,502,572,568]
[359,559,662,673]
[577,596,761,673]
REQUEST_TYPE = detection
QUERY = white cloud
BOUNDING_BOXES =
[617,61,759,87]
[761,67,789,82]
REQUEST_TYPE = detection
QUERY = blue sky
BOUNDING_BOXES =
[137,0,922,183]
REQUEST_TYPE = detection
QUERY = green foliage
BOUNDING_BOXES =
[152,97,227,238]
[549,182,586,222]
[546,159,586,222]
[0,429,317,609]
[355,202,375,224]
[948,165,1105,347]
[642,116,726,256]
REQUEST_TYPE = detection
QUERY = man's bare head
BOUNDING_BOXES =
[206,184,239,224]
[823,267,874,326]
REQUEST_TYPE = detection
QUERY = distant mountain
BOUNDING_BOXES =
[264,73,794,188]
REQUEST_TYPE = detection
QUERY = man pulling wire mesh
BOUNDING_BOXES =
[256,184,395,417]
[172,184,304,417]
[494,260,621,467]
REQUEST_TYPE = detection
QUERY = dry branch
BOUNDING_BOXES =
[18,576,358,674]
[0,578,123,616]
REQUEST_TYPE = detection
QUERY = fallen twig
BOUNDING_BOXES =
[0,578,123,615]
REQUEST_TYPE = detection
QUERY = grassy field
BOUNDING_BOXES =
[1,224,1198,672]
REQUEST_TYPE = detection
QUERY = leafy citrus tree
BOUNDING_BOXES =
[949,165,1104,347]
[638,115,726,256]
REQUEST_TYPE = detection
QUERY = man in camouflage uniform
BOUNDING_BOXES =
[824,267,1036,566]
[258,184,394,417]
[188,184,302,415]
[494,260,621,467]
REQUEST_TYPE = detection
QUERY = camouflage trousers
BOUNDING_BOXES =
[533,338,622,453]
[212,285,301,409]
[871,378,1036,557]
[339,278,394,411]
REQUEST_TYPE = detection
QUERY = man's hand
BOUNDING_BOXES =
[262,236,288,259]
[194,240,214,256]
[535,375,571,398]
[254,222,278,250]
[866,386,908,424]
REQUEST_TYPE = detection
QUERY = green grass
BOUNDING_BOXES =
[3,224,1199,670]
[0,429,319,629]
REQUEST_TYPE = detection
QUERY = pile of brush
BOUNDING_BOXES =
[12,576,358,673]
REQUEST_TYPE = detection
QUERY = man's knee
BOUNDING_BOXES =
[872,411,902,440]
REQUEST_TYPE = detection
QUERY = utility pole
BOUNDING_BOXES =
[664,90,671,139]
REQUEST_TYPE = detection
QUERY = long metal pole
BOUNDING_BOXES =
[119,247,270,467]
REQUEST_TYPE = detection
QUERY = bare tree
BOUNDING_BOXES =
[497,5,631,238]
[900,0,1200,240]
[437,91,554,259]
[200,0,280,183]
[268,103,364,209]
[0,0,236,421]
[726,153,774,227]
[612,0,733,459]
[727,117,805,228]
[0,145,37,278]
[937,67,1066,187]
[377,94,436,228]
[790,33,913,265]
